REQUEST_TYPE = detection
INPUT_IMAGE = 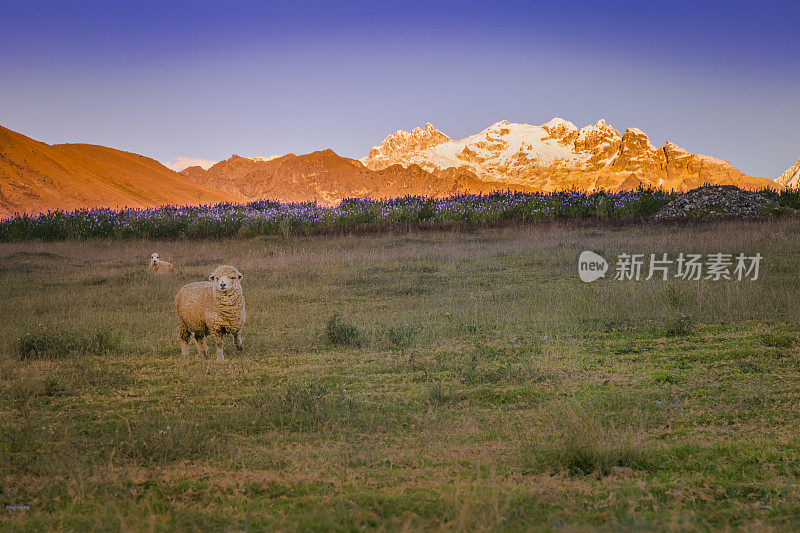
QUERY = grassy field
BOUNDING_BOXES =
[1,219,800,531]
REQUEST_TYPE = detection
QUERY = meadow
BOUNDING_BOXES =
[1,218,800,531]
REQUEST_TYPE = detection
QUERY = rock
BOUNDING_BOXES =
[654,185,796,220]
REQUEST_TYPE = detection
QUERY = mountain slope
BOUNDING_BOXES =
[361,119,780,192]
[0,125,241,218]
[777,157,800,187]
[182,150,522,205]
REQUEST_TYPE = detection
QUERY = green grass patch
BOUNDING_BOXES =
[15,327,122,359]
[325,313,364,348]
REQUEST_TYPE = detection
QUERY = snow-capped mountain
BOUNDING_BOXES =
[180,118,782,206]
[363,123,452,169]
[361,119,779,192]
[777,157,800,188]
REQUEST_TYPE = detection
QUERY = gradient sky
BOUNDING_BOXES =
[1,0,798,178]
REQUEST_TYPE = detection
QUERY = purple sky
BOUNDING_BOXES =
[1,0,798,178]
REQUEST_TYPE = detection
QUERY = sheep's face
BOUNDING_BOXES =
[150,252,159,265]
[209,265,243,293]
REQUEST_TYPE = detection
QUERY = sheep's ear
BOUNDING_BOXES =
[238,274,243,280]
[209,275,215,281]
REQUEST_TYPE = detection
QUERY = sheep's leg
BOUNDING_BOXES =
[180,339,191,358]
[234,330,243,351]
[179,324,191,358]
[211,332,225,361]
[195,334,208,358]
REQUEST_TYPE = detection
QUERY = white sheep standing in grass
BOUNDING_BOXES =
[174,265,246,361]
[149,252,175,274]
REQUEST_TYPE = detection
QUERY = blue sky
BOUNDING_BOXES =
[1,0,798,177]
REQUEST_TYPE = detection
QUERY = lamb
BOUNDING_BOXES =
[149,252,175,274]
[174,265,246,361]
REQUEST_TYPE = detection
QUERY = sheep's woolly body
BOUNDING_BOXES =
[175,265,246,361]
[175,282,245,335]
[149,260,174,274]
[216,289,245,330]
[149,253,174,274]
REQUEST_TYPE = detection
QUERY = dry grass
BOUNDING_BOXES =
[1,219,800,530]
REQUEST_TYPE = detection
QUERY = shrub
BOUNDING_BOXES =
[386,323,420,349]
[760,332,795,348]
[775,188,800,211]
[325,313,363,348]
[521,400,654,476]
[16,328,122,359]
[426,382,453,406]
[658,314,694,337]
[459,353,480,385]
[652,370,683,384]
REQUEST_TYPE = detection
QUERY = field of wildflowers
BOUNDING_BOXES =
[3,188,798,242]
[0,190,676,241]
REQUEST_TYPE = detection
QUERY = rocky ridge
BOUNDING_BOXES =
[361,119,780,193]
[182,150,523,206]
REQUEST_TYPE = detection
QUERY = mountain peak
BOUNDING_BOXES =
[622,127,656,152]
[361,123,451,170]
[542,117,577,129]
[483,120,515,132]
[777,156,800,187]
[577,119,619,135]
[541,117,578,139]
[249,154,282,163]
[664,141,688,152]
[575,119,621,150]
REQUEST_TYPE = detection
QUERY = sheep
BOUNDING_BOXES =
[174,265,246,361]
[149,252,175,274]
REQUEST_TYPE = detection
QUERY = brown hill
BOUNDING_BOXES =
[0,125,241,219]
[183,150,525,205]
